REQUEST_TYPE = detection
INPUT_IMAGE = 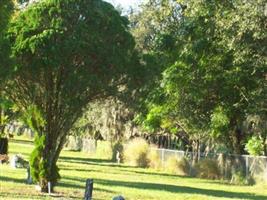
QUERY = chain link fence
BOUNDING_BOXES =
[154,148,267,182]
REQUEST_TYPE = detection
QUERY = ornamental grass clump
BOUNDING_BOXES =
[124,138,149,167]
[195,159,221,179]
[165,156,190,176]
[148,147,161,170]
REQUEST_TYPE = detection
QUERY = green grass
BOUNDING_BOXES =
[1,137,267,200]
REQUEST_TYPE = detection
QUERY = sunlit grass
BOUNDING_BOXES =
[0,137,267,200]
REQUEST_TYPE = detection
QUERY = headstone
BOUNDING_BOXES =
[10,155,18,168]
[84,179,93,200]
[116,151,121,164]
[35,185,41,191]
[112,195,125,200]
[10,154,28,168]
[48,182,51,194]
[26,166,33,184]
[0,138,8,154]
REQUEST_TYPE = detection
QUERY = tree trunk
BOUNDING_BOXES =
[264,136,267,156]
[39,145,57,193]
[228,117,245,155]
[31,126,68,193]
[0,137,8,154]
[231,128,244,155]
[39,139,65,193]
[192,140,200,166]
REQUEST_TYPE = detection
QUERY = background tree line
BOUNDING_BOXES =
[130,0,266,157]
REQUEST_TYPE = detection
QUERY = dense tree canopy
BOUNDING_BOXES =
[0,0,15,138]
[0,0,13,78]
[132,0,267,156]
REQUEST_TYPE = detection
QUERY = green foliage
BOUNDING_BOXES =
[130,0,181,52]
[210,106,229,138]
[0,97,19,137]
[143,105,164,132]
[0,0,14,78]
[195,159,221,179]
[124,138,149,167]
[0,0,13,30]
[245,136,264,156]
[20,105,45,134]
[30,134,60,185]
[133,0,267,154]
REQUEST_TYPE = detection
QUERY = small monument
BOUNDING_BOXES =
[84,179,93,200]
[26,166,33,184]
[113,195,125,200]
[116,151,121,164]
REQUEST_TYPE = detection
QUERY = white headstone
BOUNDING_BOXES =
[10,155,18,168]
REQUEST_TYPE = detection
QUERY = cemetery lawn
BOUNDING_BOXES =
[1,138,267,200]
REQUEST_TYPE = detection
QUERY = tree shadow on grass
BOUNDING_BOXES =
[64,176,267,200]
[59,166,100,173]
[59,156,112,164]
[0,175,113,199]
[57,181,115,195]
[59,156,189,179]
[10,138,33,145]
[59,156,137,169]
[98,179,267,200]
[119,168,193,179]
[0,175,26,184]
[60,165,188,180]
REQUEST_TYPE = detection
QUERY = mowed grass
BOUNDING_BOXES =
[1,137,267,200]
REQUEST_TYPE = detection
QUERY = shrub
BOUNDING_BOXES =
[30,135,60,186]
[230,169,255,185]
[195,159,221,179]
[123,138,149,167]
[148,148,161,169]
[165,156,190,176]
[245,136,264,156]
[112,141,124,162]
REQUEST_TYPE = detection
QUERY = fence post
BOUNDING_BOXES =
[245,156,249,178]
[224,154,228,179]
[161,149,164,167]
[84,179,93,200]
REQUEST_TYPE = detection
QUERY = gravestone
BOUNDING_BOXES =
[84,179,93,200]
[26,166,33,184]
[0,138,8,154]
[112,195,125,200]
[116,151,121,164]
[10,154,28,168]
[10,155,18,168]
